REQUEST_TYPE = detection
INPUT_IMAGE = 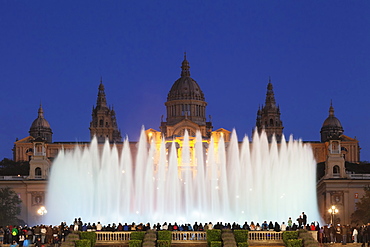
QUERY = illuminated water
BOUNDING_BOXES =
[46,129,320,225]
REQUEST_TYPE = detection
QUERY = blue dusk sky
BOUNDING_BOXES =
[1,1,370,161]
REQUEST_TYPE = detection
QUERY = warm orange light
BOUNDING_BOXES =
[328,205,338,214]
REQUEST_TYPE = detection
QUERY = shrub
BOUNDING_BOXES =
[157,240,171,247]
[298,229,318,247]
[75,239,90,247]
[282,231,299,244]
[234,230,248,243]
[78,231,96,247]
[128,239,142,247]
[286,239,303,247]
[130,231,146,240]
[210,241,222,247]
[238,242,249,247]
[158,230,172,241]
[207,229,222,246]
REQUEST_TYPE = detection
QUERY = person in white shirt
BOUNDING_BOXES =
[281,222,287,231]
[96,222,102,231]
[352,227,358,243]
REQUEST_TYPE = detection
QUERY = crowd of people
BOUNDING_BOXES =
[1,212,370,247]
[317,223,370,245]
[0,223,69,247]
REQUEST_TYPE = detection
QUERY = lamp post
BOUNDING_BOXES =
[37,206,47,223]
[328,205,338,225]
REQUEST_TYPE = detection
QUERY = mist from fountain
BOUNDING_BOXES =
[45,128,320,225]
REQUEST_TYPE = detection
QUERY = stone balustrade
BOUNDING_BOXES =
[171,231,207,243]
[94,230,290,244]
[249,231,283,241]
[96,231,131,242]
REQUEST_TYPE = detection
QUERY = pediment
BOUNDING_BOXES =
[341,134,358,142]
[173,119,200,130]
[172,119,201,136]
[146,128,160,133]
[15,136,34,144]
[213,128,231,134]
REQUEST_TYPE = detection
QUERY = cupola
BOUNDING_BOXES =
[29,104,53,143]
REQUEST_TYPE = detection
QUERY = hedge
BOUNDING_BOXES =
[238,242,249,247]
[207,229,221,246]
[75,239,90,247]
[234,230,248,243]
[283,231,299,244]
[286,239,303,247]
[78,231,96,247]
[299,229,319,247]
[157,240,171,247]
[157,230,172,241]
[128,239,142,247]
[210,241,222,247]
[130,231,146,240]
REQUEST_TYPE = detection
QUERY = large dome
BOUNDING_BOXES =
[320,104,343,142]
[322,115,342,129]
[322,105,343,129]
[29,105,53,142]
[30,115,51,130]
[167,55,205,101]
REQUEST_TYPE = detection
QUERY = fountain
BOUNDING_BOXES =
[45,128,321,226]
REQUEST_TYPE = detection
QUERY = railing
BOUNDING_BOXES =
[95,230,291,244]
[348,174,370,179]
[249,231,283,241]
[171,231,207,243]
[0,175,27,180]
[96,231,131,242]
[95,231,207,243]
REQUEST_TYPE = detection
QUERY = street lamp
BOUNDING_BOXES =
[328,205,338,225]
[37,206,47,223]
[37,206,47,215]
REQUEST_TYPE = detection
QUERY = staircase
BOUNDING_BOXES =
[60,232,79,247]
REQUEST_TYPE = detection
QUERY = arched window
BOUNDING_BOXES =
[99,119,104,127]
[35,143,43,153]
[333,165,340,177]
[270,119,274,126]
[35,167,42,178]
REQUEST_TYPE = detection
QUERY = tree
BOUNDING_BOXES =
[352,186,370,224]
[0,187,22,226]
[0,158,29,176]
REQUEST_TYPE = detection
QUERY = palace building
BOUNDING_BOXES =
[2,55,368,226]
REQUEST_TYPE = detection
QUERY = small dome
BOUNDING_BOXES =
[320,104,343,142]
[322,105,343,129]
[167,55,205,101]
[29,105,53,142]
[30,105,51,129]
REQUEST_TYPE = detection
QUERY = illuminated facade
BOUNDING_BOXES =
[3,55,367,226]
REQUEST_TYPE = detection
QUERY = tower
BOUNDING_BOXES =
[256,79,283,141]
[160,54,212,138]
[324,138,347,179]
[89,79,122,143]
[29,104,53,143]
[321,103,346,178]
[28,137,51,180]
[320,102,344,142]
